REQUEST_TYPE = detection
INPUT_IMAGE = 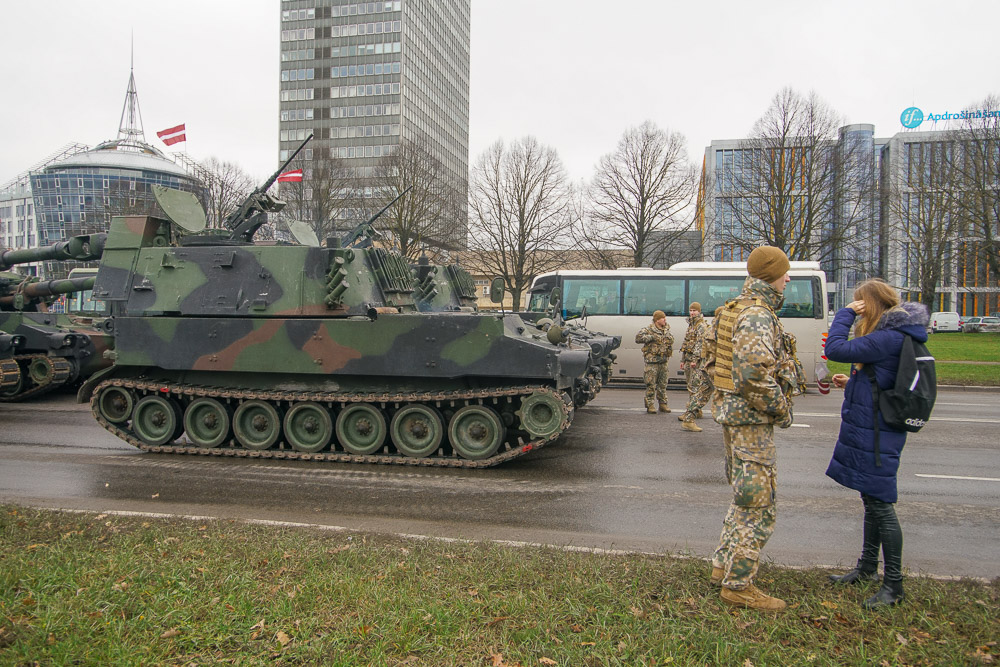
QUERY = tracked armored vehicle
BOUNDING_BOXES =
[0,235,114,401]
[81,152,619,467]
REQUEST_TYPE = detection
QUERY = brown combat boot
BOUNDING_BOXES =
[659,403,671,413]
[647,405,657,414]
[710,566,724,586]
[681,419,703,432]
[721,584,786,611]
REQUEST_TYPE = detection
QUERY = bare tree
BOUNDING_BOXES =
[952,95,1000,281]
[883,140,965,309]
[580,121,700,268]
[367,139,464,261]
[200,157,255,229]
[714,88,877,271]
[467,137,573,311]
[277,150,357,243]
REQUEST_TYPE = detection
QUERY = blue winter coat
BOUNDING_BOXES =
[824,302,929,503]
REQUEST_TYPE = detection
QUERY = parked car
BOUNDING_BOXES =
[929,311,961,333]
[962,316,984,332]
[978,316,1000,333]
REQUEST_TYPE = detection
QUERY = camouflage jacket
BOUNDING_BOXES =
[635,322,673,364]
[712,277,791,427]
[680,314,709,366]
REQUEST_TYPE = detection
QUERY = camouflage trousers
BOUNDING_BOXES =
[643,362,668,408]
[712,424,777,590]
[683,366,713,418]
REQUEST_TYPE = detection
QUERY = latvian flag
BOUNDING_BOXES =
[277,169,303,183]
[156,124,187,146]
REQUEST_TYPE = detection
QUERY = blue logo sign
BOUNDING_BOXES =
[900,107,924,129]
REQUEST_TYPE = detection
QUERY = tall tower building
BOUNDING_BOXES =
[278,0,471,239]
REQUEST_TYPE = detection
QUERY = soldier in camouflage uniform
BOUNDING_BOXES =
[635,310,673,414]
[708,246,797,611]
[678,302,713,431]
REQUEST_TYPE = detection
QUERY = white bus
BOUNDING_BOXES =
[527,262,829,387]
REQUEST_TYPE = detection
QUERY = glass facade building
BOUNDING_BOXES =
[700,125,999,314]
[278,0,471,235]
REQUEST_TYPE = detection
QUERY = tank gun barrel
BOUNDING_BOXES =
[226,134,313,241]
[0,233,106,271]
[0,276,96,309]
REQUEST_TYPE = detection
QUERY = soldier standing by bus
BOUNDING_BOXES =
[635,310,673,414]
[678,302,712,432]
[709,246,794,611]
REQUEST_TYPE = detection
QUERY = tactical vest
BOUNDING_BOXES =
[714,296,775,393]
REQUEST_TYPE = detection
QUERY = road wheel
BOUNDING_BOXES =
[132,395,182,447]
[390,404,444,458]
[97,385,134,424]
[336,403,386,455]
[184,397,232,448]
[284,402,333,453]
[233,400,282,451]
[448,405,504,461]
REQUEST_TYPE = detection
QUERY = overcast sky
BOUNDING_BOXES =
[1,1,997,186]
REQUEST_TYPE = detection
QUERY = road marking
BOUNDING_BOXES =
[795,412,1000,424]
[916,474,1000,482]
[790,424,811,428]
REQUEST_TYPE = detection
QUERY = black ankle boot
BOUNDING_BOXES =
[862,580,904,609]
[828,566,880,585]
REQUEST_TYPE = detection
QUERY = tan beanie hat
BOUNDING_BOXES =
[652,310,666,322]
[747,246,790,283]
[689,302,702,312]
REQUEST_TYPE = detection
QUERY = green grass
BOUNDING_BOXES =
[925,332,1000,362]
[2,506,998,666]
[826,333,1000,386]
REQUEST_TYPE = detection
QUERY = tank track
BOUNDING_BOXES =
[0,359,20,391]
[0,354,72,402]
[90,378,574,469]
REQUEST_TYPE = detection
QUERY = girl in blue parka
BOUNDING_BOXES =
[823,278,929,609]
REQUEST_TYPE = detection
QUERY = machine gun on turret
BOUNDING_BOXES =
[339,185,413,249]
[226,135,313,242]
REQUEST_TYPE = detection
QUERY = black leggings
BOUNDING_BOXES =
[859,494,903,582]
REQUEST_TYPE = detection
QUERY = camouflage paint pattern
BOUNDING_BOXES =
[83,208,621,465]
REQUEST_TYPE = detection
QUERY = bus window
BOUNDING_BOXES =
[527,291,550,311]
[563,278,620,317]
[777,278,817,318]
[687,277,745,314]
[623,277,685,316]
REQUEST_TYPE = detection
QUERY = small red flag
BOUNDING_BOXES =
[156,124,186,146]
[277,169,303,183]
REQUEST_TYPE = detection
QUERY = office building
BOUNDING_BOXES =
[700,123,999,314]
[278,0,471,242]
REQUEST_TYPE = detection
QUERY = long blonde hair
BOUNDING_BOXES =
[853,279,900,338]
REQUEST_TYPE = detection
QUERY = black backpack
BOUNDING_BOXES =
[863,334,936,466]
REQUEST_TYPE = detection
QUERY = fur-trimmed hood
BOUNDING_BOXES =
[875,301,930,330]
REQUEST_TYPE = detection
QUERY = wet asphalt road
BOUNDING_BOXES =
[1,386,998,580]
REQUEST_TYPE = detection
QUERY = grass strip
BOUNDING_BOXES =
[2,506,997,666]
[824,333,1000,385]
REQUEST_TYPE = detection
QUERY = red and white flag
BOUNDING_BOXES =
[156,124,186,146]
[277,169,303,183]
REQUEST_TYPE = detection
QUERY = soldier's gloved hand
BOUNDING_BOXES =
[775,410,793,429]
